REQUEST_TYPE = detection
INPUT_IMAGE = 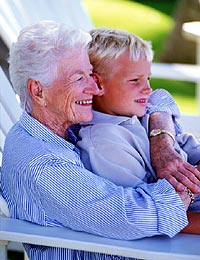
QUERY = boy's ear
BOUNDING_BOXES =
[92,72,100,85]
[92,72,104,95]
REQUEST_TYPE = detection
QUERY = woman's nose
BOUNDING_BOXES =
[84,78,101,96]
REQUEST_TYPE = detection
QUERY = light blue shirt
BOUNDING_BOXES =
[2,111,188,259]
[78,89,200,210]
[78,111,200,185]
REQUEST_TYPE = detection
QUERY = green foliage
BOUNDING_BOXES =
[151,78,197,114]
[85,0,174,60]
[85,0,198,114]
[128,0,178,16]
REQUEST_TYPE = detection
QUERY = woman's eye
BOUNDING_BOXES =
[130,78,139,82]
[76,76,83,82]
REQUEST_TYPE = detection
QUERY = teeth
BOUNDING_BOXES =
[136,99,146,103]
[75,100,92,105]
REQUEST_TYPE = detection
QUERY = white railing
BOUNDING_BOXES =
[151,62,200,138]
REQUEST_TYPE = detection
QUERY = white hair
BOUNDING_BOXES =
[9,20,91,110]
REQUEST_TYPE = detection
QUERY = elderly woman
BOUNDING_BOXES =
[1,20,196,260]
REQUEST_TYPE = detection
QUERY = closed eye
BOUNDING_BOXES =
[130,78,139,82]
[77,76,83,81]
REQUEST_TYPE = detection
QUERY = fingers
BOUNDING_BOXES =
[184,162,200,180]
[176,162,200,193]
[178,190,192,210]
[158,159,200,193]
[154,151,200,193]
[166,174,200,193]
[165,175,186,192]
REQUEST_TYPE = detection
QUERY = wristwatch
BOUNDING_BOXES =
[149,129,175,143]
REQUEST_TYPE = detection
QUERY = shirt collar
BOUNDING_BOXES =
[81,110,138,126]
[20,111,76,150]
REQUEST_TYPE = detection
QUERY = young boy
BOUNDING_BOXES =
[77,27,200,232]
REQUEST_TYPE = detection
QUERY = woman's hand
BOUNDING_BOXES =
[178,190,193,210]
[150,134,200,194]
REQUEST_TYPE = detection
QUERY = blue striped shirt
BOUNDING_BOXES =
[1,110,188,260]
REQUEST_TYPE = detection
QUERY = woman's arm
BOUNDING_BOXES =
[149,112,200,193]
[148,88,200,194]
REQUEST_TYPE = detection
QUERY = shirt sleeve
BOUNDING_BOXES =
[31,124,188,240]
[146,89,183,134]
[35,156,188,240]
[176,133,200,165]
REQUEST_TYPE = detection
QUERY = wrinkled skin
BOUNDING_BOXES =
[150,112,200,194]
[28,47,100,139]
[150,112,200,234]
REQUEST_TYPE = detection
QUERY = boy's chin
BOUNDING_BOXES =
[136,111,146,117]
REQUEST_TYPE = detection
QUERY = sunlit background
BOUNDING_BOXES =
[84,0,200,115]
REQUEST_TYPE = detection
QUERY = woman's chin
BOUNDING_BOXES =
[81,113,94,123]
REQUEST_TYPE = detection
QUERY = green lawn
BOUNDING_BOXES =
[84,0,198,115]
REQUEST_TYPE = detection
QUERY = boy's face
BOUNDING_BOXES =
[94,50,152,117]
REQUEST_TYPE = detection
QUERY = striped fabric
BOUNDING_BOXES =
[1,111,188,260]
[146,89,183,134]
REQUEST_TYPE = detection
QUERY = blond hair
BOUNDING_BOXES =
[88,27,153,76]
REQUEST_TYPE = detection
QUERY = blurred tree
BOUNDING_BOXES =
[160,0,200,64]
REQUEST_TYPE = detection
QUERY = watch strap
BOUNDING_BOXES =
[149,129,175,143]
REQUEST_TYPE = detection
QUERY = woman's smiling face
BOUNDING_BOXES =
[43,47,100,128]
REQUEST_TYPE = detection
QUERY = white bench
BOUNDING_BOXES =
[0,217,200,260]
[0,67,22,164]
[0,0,93,48]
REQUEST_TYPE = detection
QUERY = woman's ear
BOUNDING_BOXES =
[92,72,104,95]
[27,79,46,106]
